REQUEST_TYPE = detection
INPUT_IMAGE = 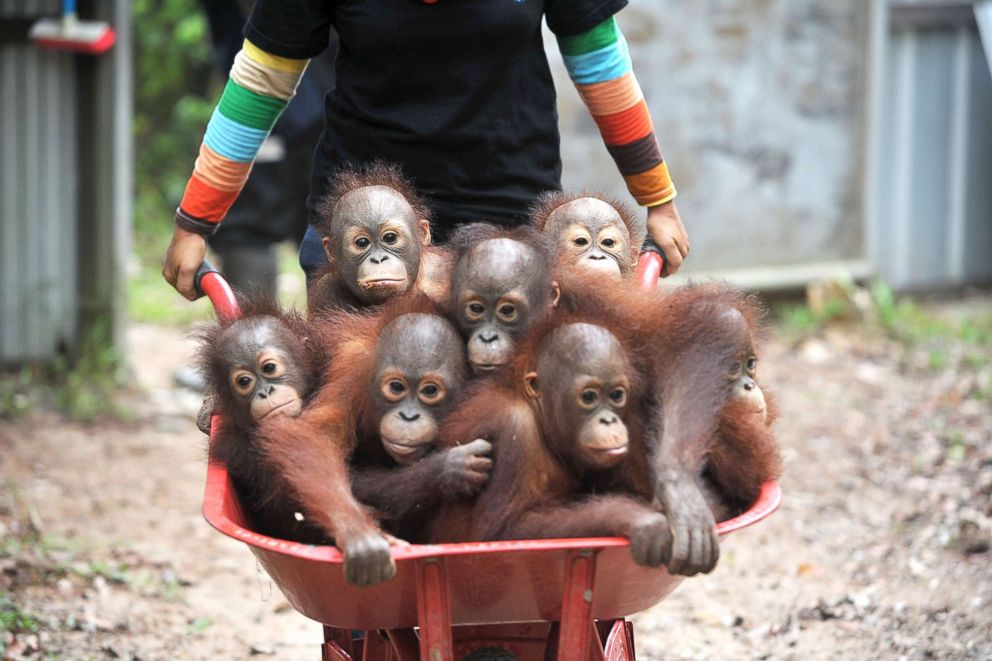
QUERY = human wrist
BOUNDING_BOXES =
[174,208,219,237]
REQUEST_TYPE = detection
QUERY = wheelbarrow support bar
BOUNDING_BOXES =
[416,558,455,660]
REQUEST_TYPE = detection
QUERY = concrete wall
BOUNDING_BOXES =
[548,0,873,279]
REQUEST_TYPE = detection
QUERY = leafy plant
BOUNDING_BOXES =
[0,592,40,654]
[132,0,215,264]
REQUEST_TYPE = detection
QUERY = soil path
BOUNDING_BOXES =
[1,304,989,660]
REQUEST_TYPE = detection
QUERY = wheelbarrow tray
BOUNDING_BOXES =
[203,456,781,631]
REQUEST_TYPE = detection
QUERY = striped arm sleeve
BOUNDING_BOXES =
[557,18,676,207]
[174,39,309,235]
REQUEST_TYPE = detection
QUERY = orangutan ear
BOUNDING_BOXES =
[321,236,335,264]
[550,281,561,308]
[418,219,432,246]
[523,371,540,399]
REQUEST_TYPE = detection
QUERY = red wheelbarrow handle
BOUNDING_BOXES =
[636,237,666,285]
[194,259,241,322]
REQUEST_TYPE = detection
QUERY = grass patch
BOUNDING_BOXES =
[128,262,215,326]
[76,560,131,586]
[188,616,213,634]
[0,592,40,655]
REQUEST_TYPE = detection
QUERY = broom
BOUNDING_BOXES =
[29,0,116,54]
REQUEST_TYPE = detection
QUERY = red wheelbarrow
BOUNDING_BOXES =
[196,247,782,661]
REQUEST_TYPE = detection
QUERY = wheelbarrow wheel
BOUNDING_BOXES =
[462,647,518,661]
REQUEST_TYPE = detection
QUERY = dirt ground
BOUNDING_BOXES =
[1,294,990,660]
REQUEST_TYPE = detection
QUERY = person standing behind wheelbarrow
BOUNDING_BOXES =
[162,0,691,298]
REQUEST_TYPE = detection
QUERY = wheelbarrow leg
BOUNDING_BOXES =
[556,549,605,661]
[415,557,454,661]
[323,626,356,661]
[602,620,636,661]
[384,629,420,661]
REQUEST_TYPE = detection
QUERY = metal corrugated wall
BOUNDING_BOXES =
[868,2,992,290]
[0,0,79,363]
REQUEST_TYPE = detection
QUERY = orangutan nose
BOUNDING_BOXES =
[399,411,420,422]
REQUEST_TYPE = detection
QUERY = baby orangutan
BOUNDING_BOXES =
[433,318,673,568]
[259,295,491,586]
[308,162,451,312]
[530,191,646,281]
[196,302,325,543]
[448,225,560,374]
[347,311,493,541]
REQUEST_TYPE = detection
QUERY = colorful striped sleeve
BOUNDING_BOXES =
[557,18,676,208]
[174,39,309,235]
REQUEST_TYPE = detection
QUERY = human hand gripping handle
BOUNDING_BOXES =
[646,201,689,277]
[162,227,207,301]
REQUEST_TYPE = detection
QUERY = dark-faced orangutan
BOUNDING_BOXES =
[637,284,782,575]
[434,317,673,568]
[196,301,327,543]
[257,295,491,586]
[529,191,646,281]
[308,161,452,313]
[346,310,492,541]
[701,340,782,522]
[447,225,560,375]
[555,276,782,575]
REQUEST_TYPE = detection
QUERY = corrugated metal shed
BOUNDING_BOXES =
[867,0,992,290]
[0,0,131,364]
[0,0,79,362]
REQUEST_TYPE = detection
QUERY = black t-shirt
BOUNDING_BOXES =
[245,0,627,240]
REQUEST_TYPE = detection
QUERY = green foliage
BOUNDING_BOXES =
[132,0,215,263]
[76,560,131,585]
[777,297,848,335]
[0,592,40,652]
[776,280,991,383]
[870,282,992,368]
[128,264,215,325]
[1,321,133,422]
[51,319,130,422]
[0,368,37,419]
[189,616,214,633]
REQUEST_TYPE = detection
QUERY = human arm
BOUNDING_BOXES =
[165,0,334,298]
[555,15,690,275]
[163,38,310,298]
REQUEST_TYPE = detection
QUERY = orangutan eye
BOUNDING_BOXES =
[602,238,616,248]
[580,389,597,405]
[609,388,626,405]
[382,231,398,245]
[574,237,589,247]
[466,302,485,319]
[355,236,371,249]
[497,304,517,321]
[262,362,276,375]
[232,371,256,395]
[381,377,408,402]
[746,356,758,371]
[418,381,444,405]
